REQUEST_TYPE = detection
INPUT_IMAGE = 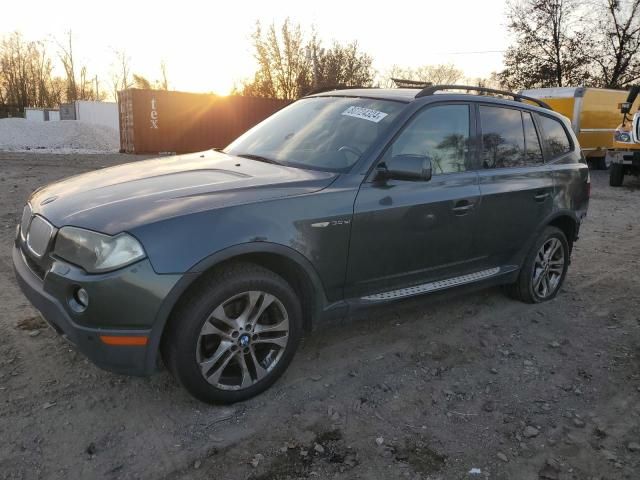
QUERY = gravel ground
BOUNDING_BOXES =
[1,152,639,480]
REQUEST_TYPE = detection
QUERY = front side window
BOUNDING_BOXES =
[480,106,525,168]
[536,114,572,158]
[225,96,405,172]
[385,104,471,174]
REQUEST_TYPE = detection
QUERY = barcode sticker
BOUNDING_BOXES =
[341,106,388,123]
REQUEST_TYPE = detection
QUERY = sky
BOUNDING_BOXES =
[2,0,510,96]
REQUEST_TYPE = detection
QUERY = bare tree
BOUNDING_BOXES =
[0,32,64,109]
[111,49,132,99]
[57,31,103,101]
[383,64,464,87]
[57,30,77,102]
[498,0,592,90]
[240,19,375,99]
[592,0,640,88]
[309,40,374,93]
[159,60,169,90]
[241,19,311,100]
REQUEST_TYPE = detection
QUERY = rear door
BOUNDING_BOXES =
[473,104,554,269]
[345,102,484,299]
[536,112,590,223]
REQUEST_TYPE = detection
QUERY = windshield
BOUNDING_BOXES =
[225,96,405,172]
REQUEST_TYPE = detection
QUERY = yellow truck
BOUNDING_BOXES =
[605,86,640,186]
[520,87,640,171]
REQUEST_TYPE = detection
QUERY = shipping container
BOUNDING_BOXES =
[25,108,45,121]
[59,103,76,120]
[24,108,60,121]
[117,89,289,154]
[74,101,119,130]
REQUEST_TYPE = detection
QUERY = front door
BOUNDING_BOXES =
[345,103,483,299]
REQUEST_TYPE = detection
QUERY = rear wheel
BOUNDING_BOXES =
[507,226,569,304]
[162,263,302,404]
[609,163,624,186]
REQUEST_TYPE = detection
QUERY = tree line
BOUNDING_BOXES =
[0,31,169,111]
[499,0,640,89]
[234,19,470,99]
[238,1,640,100]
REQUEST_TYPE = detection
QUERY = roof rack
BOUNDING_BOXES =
[391,78,433,89]
[415,84,552,110]
[305,84,366,96]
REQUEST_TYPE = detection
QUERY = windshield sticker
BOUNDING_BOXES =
[341,106,388,123]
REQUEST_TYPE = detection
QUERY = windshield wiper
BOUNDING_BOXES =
[235,153,283,166]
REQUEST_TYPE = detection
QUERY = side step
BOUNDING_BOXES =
[361,267,501,302]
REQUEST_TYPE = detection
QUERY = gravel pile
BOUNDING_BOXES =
[0,118,119,153]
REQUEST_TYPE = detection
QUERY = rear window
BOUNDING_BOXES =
[536,114,572,158]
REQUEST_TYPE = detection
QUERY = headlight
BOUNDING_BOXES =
[54,227,146,273]
[614,130,632,143]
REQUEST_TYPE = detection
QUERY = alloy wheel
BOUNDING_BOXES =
[532,237,565,299]
[195,291,289,390]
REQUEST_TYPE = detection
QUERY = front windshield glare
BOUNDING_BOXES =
[225,97,404,172]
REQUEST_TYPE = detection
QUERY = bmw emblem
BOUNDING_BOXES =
[239,334,250,347]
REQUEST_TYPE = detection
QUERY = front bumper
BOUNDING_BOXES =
[607,149,640,166]
[12,244,181,376]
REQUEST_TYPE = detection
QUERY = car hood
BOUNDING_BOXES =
[29,150,337,234]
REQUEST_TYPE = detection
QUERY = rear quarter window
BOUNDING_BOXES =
[536,114,572,159]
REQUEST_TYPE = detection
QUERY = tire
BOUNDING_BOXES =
[596,157,608,170]
[609,163,624,186]
[507,226,569,304]
[161,262,302,404]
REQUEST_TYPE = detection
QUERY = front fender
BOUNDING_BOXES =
[143,241,330,373]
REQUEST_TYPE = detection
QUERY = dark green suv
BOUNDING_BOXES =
[13,85,590,403]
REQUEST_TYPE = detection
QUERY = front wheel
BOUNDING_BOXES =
[162,263,302,404]
[507,226,569,304]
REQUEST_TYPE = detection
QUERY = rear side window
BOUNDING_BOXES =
[523,112,544,164]
[389,104,471,174]
[536,114,572,158]
[480,106,525,168]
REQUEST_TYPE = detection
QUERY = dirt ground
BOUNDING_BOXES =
[1,152,639,480]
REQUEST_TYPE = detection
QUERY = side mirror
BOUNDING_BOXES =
[620,102,632,114]
[379,154,432,181]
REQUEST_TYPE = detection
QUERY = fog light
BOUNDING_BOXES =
[74,288,89,308]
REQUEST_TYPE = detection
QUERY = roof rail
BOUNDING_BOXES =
[391,78,433,89]
[415,84,552,110]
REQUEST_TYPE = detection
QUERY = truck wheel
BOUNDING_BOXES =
[596,157,608,170]
[609,163,624,186]
[507,226,569,304]
[161,263,302,404]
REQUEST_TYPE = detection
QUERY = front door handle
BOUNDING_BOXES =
[452,200,475,215]
[534,191,550,202]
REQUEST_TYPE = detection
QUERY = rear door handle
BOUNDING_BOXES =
[452,199,475,215]
[534,191,550,202]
